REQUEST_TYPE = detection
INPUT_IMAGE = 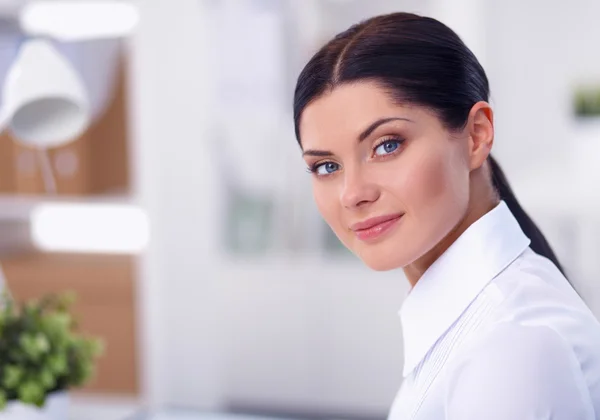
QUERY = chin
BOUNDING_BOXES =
[341,235,412,271]
[354,247,409,271]
[361,258,404,272]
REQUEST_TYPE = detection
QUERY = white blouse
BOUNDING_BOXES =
[388,201,600,420]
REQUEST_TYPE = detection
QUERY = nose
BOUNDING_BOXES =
[340,170,380,210]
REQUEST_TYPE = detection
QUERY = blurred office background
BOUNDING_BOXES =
[0,0,599,419]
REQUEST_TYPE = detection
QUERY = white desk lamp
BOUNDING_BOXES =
[0,0,138,193]
[0,38,91,193]
[2,39,90,147]
[0,1,145,258]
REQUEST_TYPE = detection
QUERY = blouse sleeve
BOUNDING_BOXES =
[443,323,595,420]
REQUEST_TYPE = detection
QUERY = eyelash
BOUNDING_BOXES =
[372,135,405,158]
[306,135,405,176]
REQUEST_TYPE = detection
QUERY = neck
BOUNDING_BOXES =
[403,178,498,288]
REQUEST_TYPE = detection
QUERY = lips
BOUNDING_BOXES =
[350,214,404,242]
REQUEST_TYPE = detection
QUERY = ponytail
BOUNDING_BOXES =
[488,156,567,278]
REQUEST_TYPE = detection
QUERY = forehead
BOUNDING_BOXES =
[299,82,416,149]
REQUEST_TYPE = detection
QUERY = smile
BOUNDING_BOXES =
[351,214,404,242]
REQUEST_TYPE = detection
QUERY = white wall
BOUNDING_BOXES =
[484,0,600,309]
[486,0,600,179]
[129,0,223,411]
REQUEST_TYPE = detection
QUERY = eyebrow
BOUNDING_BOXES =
[302,117,413,157]
[358,117,413,141]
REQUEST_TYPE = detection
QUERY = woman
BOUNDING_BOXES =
[293,12,600,420]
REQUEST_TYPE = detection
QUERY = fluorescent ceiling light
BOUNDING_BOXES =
[20,1,139,41]
[31,203,150,254]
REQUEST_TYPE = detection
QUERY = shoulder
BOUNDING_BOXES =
[495,248,574,297]
[443,322,595,419]
[450,322,577,377]
[492,248,595,324]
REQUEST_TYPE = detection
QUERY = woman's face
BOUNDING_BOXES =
[299,82,473,271]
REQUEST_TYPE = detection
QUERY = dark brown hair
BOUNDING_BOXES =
[293,12,566,277]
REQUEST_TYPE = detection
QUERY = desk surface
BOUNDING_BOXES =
[142,412,285,420]
[69,397,293,420]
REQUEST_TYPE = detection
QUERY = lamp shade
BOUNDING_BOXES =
[1,38,90,148]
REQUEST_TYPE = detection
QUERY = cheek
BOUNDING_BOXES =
[412,153,452,205]
[394,143,470,241]
[380,147,447,208]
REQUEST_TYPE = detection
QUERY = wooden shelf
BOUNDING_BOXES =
[0,193,133,221]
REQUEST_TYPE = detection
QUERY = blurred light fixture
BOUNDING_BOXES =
[0,38,90,148]
[31,203,150,254]
[20,1,139,42]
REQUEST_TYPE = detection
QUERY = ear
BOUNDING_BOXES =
[466,101,494,171]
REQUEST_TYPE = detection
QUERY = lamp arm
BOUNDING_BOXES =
[36,148,58,194]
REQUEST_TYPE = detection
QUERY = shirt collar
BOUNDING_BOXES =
[399,201,531,377]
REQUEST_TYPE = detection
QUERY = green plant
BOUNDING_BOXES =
[574,85,600,117]
[0,291,104,410]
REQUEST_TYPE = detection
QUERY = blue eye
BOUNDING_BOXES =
[374,140,401,156]
[315,161,340,176]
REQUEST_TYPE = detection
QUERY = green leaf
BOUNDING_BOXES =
[43,313,72,336]
[57,291,76,310]
[33,333,51,354]
[2,365,24,389]
[38,368,56,390]
[0,291,103,403]
[47,353,68,376]
[18,381,44,406]
[19,333,44,362]
[0,390,7,411]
